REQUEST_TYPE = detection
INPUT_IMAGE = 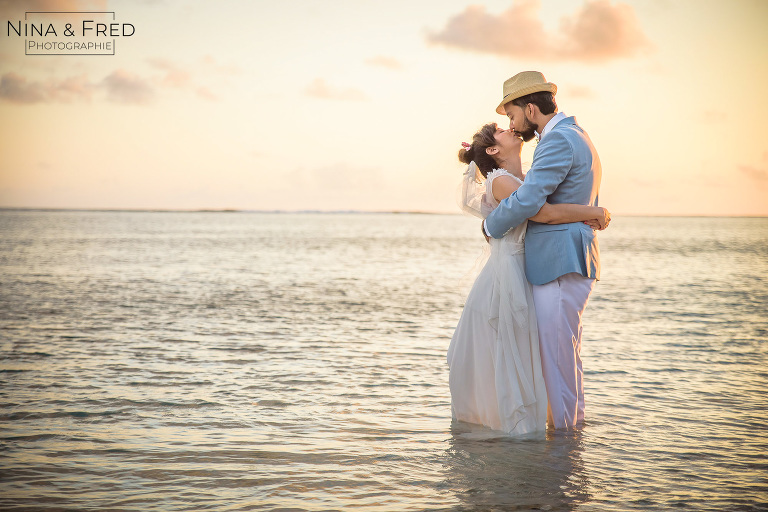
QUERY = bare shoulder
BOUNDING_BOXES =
[491,173,522,202]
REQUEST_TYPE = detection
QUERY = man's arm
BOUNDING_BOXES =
[532,203,610,229]
[484,132,574,239]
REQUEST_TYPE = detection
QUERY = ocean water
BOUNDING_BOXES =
[0,210,766,511]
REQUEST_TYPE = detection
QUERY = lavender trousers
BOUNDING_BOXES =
[532,272,595,429]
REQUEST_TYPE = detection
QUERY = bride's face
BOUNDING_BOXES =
[489,128,523,160]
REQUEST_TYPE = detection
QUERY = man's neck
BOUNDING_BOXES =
[538,113,556,129]
[536,111,565,140]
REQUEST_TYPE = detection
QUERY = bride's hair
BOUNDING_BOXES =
[457,123,499,178]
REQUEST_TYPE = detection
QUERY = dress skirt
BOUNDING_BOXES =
[446,236,548,436]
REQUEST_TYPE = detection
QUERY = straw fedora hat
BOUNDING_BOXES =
[495,71,557,114]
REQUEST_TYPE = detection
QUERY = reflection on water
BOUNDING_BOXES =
[444,423,589,511]
[1,211,767,511]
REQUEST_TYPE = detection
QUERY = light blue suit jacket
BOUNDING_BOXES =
[485,116,601,286]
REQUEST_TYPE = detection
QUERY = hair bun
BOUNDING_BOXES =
[458,147,473,165]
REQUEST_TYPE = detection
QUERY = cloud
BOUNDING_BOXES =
[147,58,191,88]
[146,57,227,100]
[427,0,651,62]
[0,72,93,103]
[201,55,241,76]
[196,86,216,101]
[738,164,768,183]
[365,55,403,70]
[0,64,214,105]
[566,84,595,99]
[47,73,94,101]
[0,0,108,19]
[0,73,46,103]
[305,78,367,101]
[102,69,154,104]
[559,0,650,61]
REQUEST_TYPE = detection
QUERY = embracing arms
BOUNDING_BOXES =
[491,175,610,229]
[484,132,575,238]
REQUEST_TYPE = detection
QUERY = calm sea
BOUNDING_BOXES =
[1,211,766,511]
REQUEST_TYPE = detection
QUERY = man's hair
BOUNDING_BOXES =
[510,91,557,115]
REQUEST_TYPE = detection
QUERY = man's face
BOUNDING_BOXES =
[504,103,537,142]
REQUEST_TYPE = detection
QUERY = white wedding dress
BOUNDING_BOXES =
[447,166,548,437]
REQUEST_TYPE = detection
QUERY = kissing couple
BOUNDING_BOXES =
[447,71,610,436]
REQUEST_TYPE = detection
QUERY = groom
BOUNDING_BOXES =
[483,71,602,430]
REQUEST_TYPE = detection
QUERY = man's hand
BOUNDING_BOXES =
[481,220,491,243]
[583,207,611,230]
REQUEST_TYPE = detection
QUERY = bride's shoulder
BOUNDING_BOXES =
[487,168,522,184]
[487,168,509,180]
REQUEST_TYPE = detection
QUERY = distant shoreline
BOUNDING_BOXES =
[0,207,446,215]
[0,208,766,218]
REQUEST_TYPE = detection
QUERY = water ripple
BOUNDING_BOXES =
[0,212,766,511]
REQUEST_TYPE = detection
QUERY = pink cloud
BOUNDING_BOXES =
[47,73,94,101]
[559,0,651,61]
[428,0,651,62]
[0,0,109,19]
[102,69,154,104]
[196,86,216,101]
[365,55,403,70]
[147,57,231,100]
[201,55,241,76]
[566,84,595,99]
[305,78,367,101]
[0,65,218,105]
[147,58,192,88]
[0,73,46,103]
[738,164,768,183]
[0,72,93,103]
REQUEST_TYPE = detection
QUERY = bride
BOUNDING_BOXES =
[447,122,609,436]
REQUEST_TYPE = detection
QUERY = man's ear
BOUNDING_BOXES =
[486,146,498,156]
[527,103,537,118]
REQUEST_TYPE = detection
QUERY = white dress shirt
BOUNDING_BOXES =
[536,111,567,141]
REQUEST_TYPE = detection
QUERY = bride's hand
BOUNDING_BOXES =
[583,207,611,230]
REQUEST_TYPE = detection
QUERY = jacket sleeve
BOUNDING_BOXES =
[485,131,574,239]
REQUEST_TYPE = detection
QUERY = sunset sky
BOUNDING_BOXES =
[0,0,766,215]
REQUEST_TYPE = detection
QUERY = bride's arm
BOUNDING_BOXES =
[492,176,610,229]
[490,174,522,203]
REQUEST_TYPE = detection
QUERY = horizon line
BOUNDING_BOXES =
[0,207,767,218]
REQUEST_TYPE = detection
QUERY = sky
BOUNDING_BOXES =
[0,0,767,215]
